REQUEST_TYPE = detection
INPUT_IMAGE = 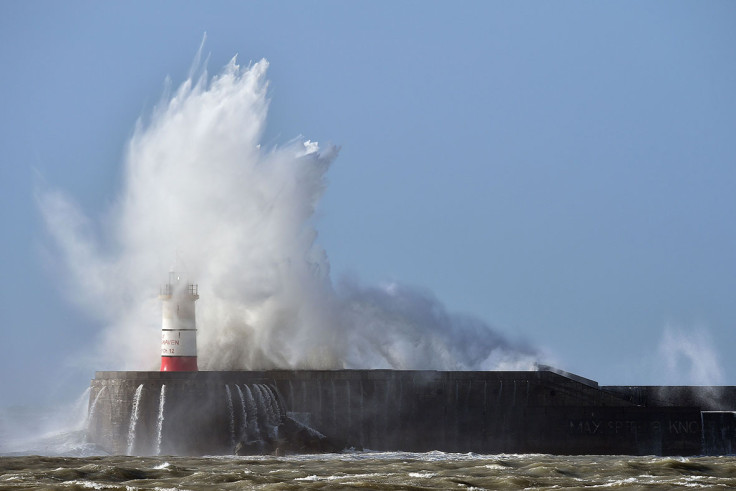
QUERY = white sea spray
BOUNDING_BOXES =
[38,50,537,373]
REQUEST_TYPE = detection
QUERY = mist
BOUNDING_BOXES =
[656,326,724,386]
[38,53,538,372]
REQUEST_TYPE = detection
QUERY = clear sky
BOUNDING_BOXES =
[1,1,735,406]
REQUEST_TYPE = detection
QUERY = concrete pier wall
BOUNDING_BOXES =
[88,370,727,456]
[602,386,736,411]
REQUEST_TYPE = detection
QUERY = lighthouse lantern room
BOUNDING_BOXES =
[159,272,199,371]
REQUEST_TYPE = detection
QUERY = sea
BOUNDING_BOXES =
[3,452,736,490]
[3,393,736,490]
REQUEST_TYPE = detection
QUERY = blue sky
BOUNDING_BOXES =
[1,1,735,406]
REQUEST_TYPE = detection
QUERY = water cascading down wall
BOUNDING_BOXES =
[87,369,736,456]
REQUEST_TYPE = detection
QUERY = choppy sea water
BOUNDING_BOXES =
[2,452,736,490]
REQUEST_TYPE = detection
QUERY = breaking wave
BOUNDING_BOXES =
[38,48,538,372]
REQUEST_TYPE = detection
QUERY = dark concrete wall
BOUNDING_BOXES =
[702,412,736,455]
[89,370,723,456]
[602,386,736,411]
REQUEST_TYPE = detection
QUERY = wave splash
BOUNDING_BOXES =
[39,52,538,372]
[0,389,105,457]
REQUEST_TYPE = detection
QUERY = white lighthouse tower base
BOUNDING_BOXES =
[159,272,199,371]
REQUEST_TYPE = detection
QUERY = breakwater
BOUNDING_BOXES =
[87,370,736,456]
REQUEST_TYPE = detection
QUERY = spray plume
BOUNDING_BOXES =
[39,53,538,371]
[657,326,724,386]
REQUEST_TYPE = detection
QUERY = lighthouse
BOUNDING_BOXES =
[159,272,199,371]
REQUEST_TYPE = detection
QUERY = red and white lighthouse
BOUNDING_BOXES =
[159,272,199,371]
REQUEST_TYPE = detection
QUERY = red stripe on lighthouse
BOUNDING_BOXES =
[161,356,198,371]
